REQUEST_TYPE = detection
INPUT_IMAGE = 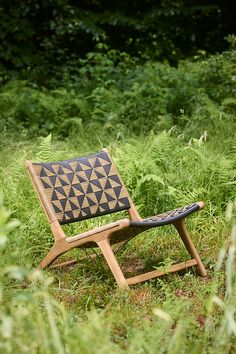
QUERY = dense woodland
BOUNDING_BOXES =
[0,0,236,70]
[0,1,236,353]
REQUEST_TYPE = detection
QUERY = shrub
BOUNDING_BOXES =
[1,44,235,138]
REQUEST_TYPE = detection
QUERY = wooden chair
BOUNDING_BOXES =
[25,148,207,289]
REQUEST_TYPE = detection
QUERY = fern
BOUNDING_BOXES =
[36,133,53,161]
[133,174,165,199]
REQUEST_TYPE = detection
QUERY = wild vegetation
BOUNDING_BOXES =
[1,36,235,137]
[1,0,235,74]
[0,1,236,352]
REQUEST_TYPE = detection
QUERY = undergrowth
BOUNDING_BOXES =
[0,42,235,138]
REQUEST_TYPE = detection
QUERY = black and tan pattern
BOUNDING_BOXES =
[130,203,199,227]
[32,150,130,224]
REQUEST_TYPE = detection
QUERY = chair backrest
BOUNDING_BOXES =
[27,149,131,224]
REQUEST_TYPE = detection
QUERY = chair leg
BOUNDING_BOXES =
[173,218,207,277]
[97,238,129,289]
[40,243,67,269]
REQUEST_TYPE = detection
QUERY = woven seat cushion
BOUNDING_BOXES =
[129,203,199,227]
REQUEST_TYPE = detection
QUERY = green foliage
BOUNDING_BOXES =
[197,36,236,102]
[36,133,53,161]
[0,0,235,77]
[0,46,235,138]
[0,81,90,136]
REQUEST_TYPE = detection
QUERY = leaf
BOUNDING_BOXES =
[133,174,165,198]
[36,133,53,161]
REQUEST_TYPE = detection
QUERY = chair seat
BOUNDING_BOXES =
[130,203,200,227]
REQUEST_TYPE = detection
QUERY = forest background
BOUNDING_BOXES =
[0,1,236,353]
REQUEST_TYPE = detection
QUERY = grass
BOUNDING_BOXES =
[0,126,235,353]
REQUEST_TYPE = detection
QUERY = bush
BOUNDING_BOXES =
[0,43,235,137]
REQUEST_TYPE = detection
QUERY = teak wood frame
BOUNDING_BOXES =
[25,149,207,289]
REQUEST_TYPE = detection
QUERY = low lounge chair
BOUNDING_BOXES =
[25,148,206,288]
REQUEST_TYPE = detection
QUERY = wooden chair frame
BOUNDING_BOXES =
[25,149,206,289]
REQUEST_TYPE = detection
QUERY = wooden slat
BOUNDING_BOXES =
[50,258,78,268]
[49,252,100,269]
[126,259,197,285]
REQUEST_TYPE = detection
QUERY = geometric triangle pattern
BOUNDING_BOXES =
[142,204,199,223]
[130,203,200,227]
[32,150,131,224]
